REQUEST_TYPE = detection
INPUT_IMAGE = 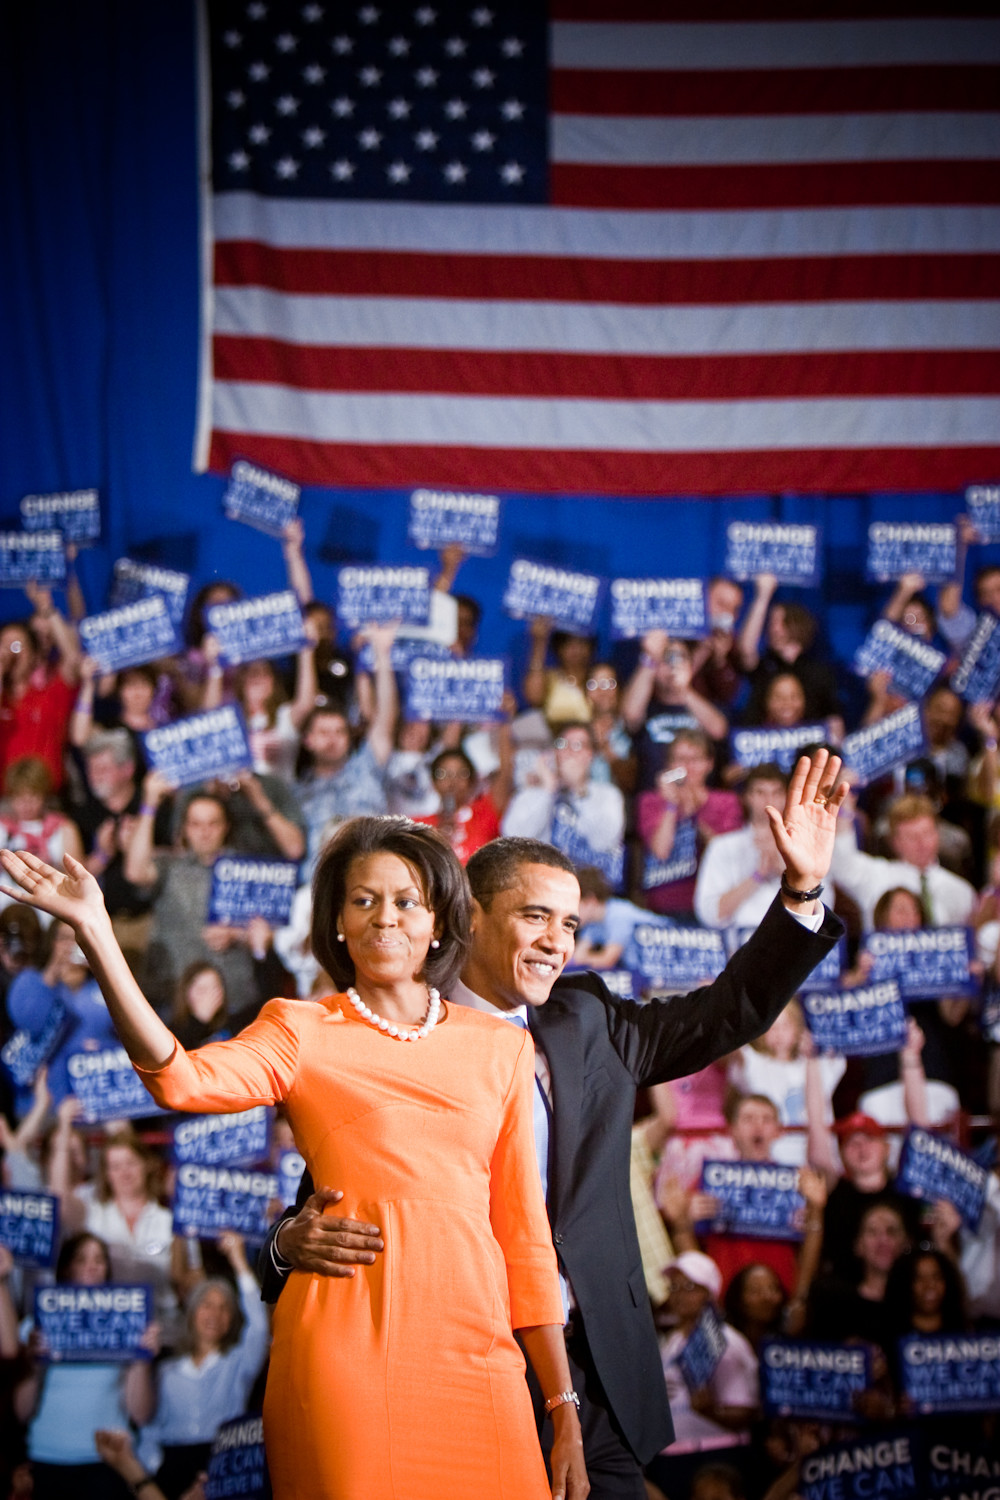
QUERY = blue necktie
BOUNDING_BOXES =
[510,1012,550,1205]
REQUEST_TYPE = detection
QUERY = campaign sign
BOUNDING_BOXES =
[896,1128,989,1231]
[207,590,308,666]
[853,620,946,702]
[641,821,698,889]
[678,1303,727,1393]
[21,488,100,543]
[0,530,65,586]
[950,611,1000,704]
[337,564,432,629]
[965,483,1000,543]
[277,1149,306,1208]
[802,980,908,1058]
[354,636,452,675]
[900,1333,1000,1413]
[408,487,501,555]
[729,725,828,774]
[110,558,191,627]
[79,596,180,673]
[866,522,957,584]
[1,997,71,1088]
[173,1163,279,1242]
[841,702,926,787]
[727,927,844,993]
[34,1283,153,1362]
[205,1414,271,1500]
[609,578,707,641]
[405,655,507,723]
[630,924,727,990]
[761,1339,871,1421]
[66,1046,164,1123]
[550,807,624,890]
[208,858,299,928]
[925,1440,1000,1499]
[143,705,252,787]
[0,1190,59,1268]
[724,522,822,586]
[697,1160,805,1242]
[502,558,603,635]
[798,1433,918,1500]
[173,1108,271,1171]
[863,927,976,1000]
[222,460,300,538]
[597,970,635,1000]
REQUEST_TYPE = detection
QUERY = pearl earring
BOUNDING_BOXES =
[337,932,345,942]
[430,938,440,949]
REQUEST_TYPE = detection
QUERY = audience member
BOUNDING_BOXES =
[694,765,788,929]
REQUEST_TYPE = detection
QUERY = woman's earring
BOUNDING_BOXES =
[337,932,345,942]
[430,938,440,949]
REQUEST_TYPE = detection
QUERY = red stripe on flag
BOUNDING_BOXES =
[213,243,1000,304]
[212,338,1000,400]
[207,431,1000,497]
[551,160,1000,210]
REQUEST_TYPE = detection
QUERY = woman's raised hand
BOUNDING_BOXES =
[0,849,109,933]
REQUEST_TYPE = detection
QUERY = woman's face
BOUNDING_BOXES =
[119,671,155,718]
[911,1256,947,1318]
[104,1145,147,1200]
[338,852,437,988]
[741,1264,784,1324]
[186,968,225,1023]
[398,719,431,753]
[556,634,592,675]
[765,674,806,727]
[882,891,923,931]
[193,1286,234,1348]
[585,664,618,715]
[667,738,712,791]
[241,661,276,710]
[433,754,475,808]
[10,789,44,823]
[70,1237,110,1286]
[855,1207,908,1274]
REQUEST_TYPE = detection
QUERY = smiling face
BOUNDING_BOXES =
[764,673,806,727]
[69,1236,111,1286]
[890,815,939,872]
[192,1285,235,1351]
[911,1255,947,1318]
[104,1144,148,1201]
[337,851,437,989]
[183,797,229,862]
[740,1264,784,1325]
[463,862,580,1012]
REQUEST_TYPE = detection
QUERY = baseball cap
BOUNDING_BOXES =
[665,1251,723,1300]
[832,1112,886,1141]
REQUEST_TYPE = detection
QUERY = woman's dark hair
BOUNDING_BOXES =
[872,885,925,931]
[885,1247,967,1333]
[172,960,228,1028]
[95,1130,162,1204]
[311,816,471,993]
[723,1262,787,1340]
[0,902,43,968]
[56,1232,111,1284]
[185,580,242,648]
[550,629,595,661]
[429,747,477,783]
[184,1277,244,1355]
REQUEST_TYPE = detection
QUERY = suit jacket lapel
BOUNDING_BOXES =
[530,1000,583,1220]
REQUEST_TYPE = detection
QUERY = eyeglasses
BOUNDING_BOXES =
[586,676,617,692]
[554,738,591,753]
[433,767,472,782]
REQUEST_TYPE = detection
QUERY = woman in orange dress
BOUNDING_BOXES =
[0,819,588,1500]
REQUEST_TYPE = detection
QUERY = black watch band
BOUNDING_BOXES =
[780,874,824,903]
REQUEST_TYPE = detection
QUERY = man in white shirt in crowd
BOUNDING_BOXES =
[830,790,976,930]
[694,764,787,929]
[502,720,625,882]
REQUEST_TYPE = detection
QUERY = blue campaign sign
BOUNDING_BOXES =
[79,596,181,673]
[222,460,300,538]
[0,1190,59,1268]
[0,530,66,586]
[66,1046,165,1124]
[173,1108,271,1170]
[729,724,828,774]
[110,558,191,626]
[208,857,300,927]
[1,997,71,1088]
[950,611,1000,704]
[866,522,957,584]
[727,926,843,993]
[896,1128,989,1231]
[407,487,501,555]
[641,821,698,889]
[854,620,947,702]
[143,705,253,787]
[405,655,507,723]
[965,483,1000,544]
[277,1149,306,1208]
[21,488,101,543]
[173,1162,279,1242]
[207,590,308,665]
[205,1414,271,1500]
[803,980,908,1058]
[698,1160,805,1241]
[900,1333,1000,1413]
[678,1303,727,1393]
[761,1339,871,1421]
[863,927,976,999]
[502,558,603,634]
[337,564,432,628]
[597,970,636,1000]
[609,577,708,641]
[724,521,822,585]
[355,636,452,674]
[629,924,727,990]
[841,702,926,787]
[926,1441,1000,1499]
[550,806,623,891]
[34,1284,153,1362]
[799,1434,919,1500]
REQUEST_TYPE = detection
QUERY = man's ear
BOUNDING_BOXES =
[469,897,484,934]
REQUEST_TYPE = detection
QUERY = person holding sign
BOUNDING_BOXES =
[0,821,588,1500]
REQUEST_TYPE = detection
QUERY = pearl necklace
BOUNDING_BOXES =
[346,986,441,1041]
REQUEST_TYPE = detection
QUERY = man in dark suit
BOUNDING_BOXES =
[261,751,846,1496]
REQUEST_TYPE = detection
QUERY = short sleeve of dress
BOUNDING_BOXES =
[133,998,302,1113]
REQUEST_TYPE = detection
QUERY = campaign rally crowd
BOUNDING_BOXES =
[0,504,999,1500]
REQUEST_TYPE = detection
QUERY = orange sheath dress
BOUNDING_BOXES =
[136,995,562,1499]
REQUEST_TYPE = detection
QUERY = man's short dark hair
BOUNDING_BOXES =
[466,837,576,911]
[577,866,611,903]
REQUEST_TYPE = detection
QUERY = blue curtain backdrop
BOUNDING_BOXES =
[2,1,992,711]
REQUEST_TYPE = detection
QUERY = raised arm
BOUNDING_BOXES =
[362,622,399,766]
[282,517,313,606]
[736,573,777,671]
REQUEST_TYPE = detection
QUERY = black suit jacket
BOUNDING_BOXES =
[260,895,842,1465]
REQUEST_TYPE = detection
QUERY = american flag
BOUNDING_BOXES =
[197,2,1000,497]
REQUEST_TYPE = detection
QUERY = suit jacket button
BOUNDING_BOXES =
[554,1233,563,1244]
